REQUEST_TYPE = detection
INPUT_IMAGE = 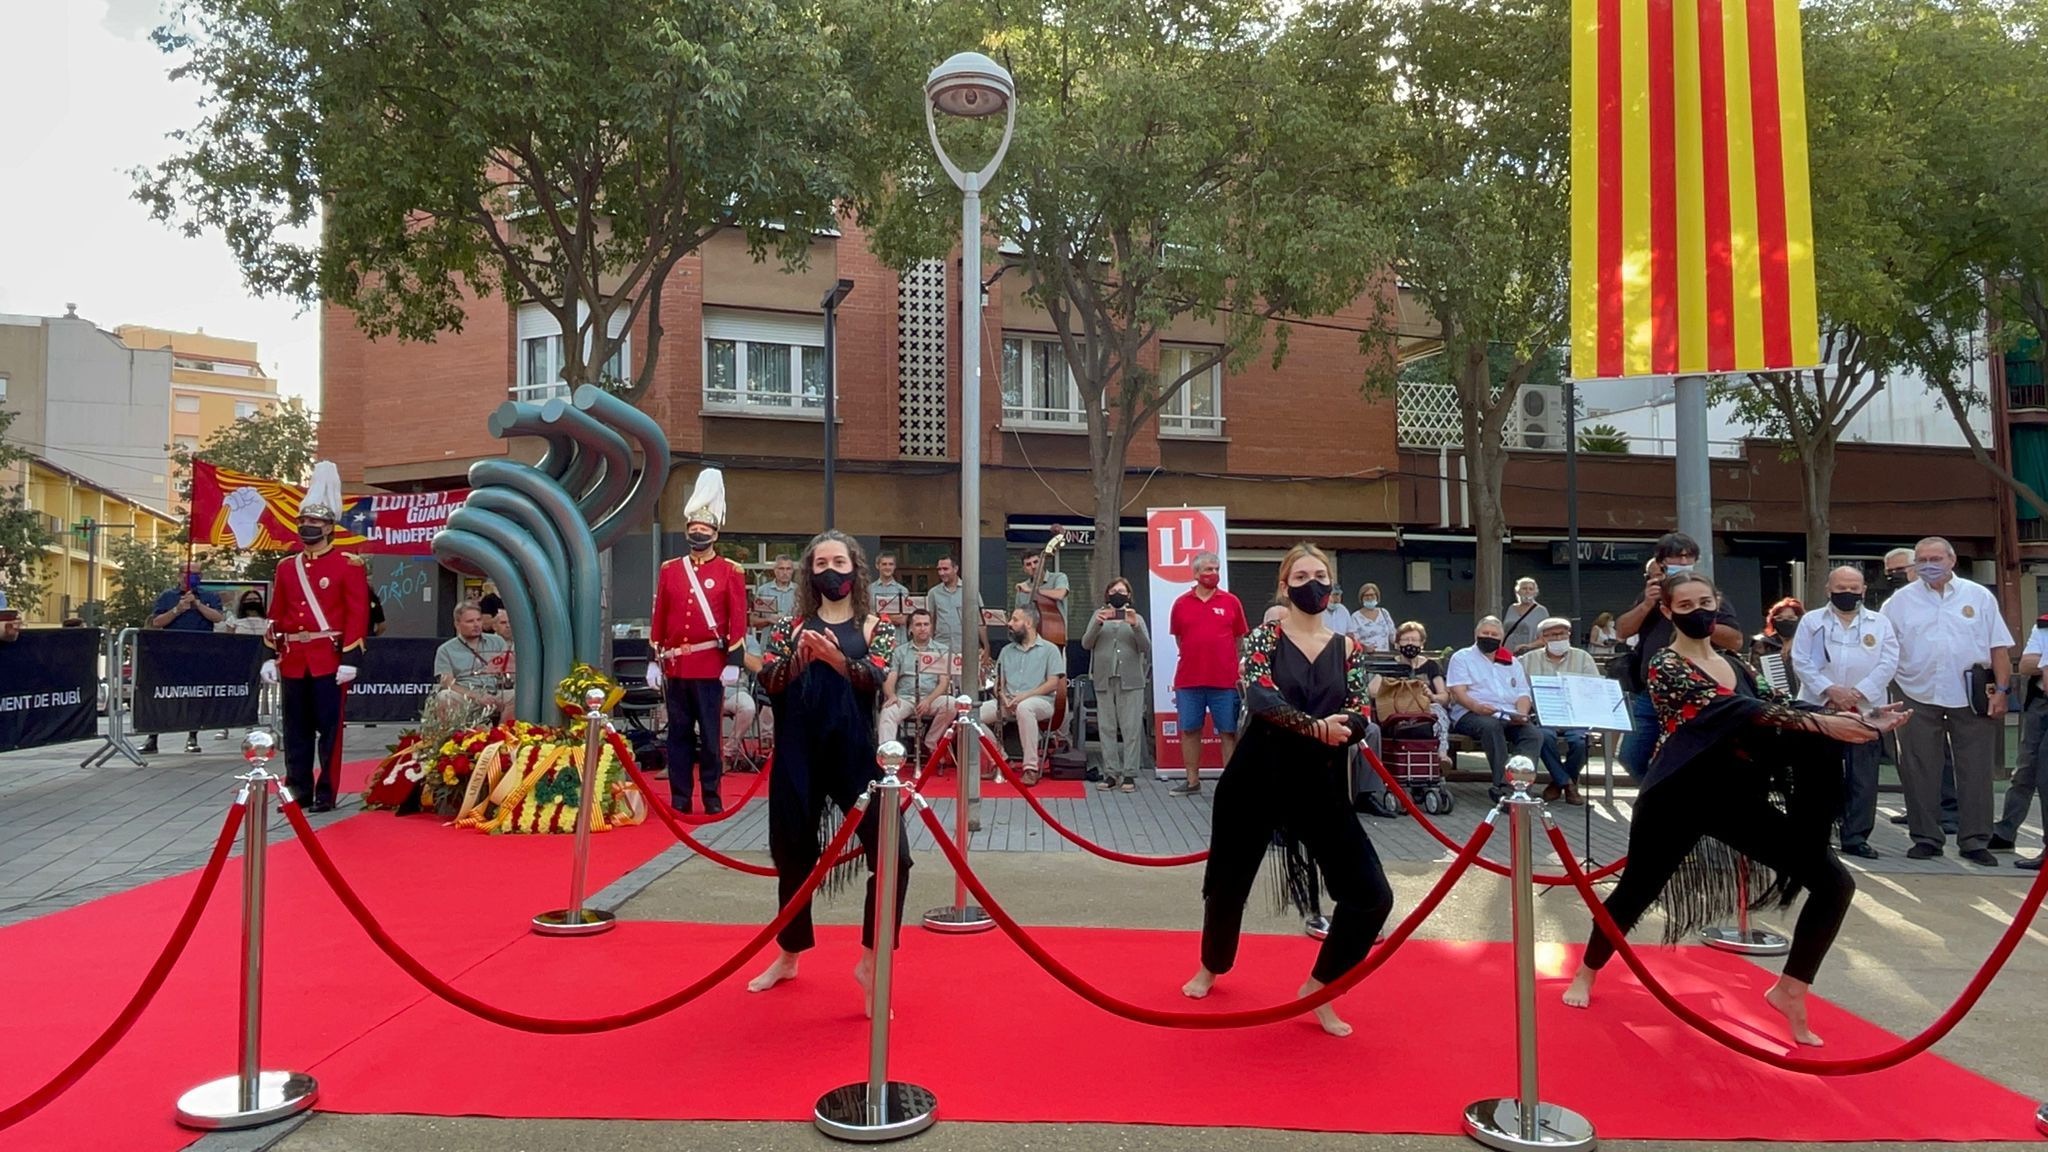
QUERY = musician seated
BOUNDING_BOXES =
[880,607,952,757]
[426,601,513,732]
[979,605,1066,786]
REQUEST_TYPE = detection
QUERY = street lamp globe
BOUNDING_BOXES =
[926,51,1013,119]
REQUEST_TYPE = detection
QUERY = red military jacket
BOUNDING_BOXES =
[652,553,748,679]
[266,547,371,678]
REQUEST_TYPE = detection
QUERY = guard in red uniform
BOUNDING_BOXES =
[261,462,370,812]
[650,468,748,813]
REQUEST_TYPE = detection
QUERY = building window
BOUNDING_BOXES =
[1158,344,1224,437]
[234,401,260,420]
[702,308,828,416]
[1001,334,1084,427]
[513,303,630,401]
[174,435,200,452]
[0,374,8,401]
[174,394,201,414]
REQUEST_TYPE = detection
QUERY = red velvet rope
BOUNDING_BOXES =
[281,795,866,1034]
[0,797,246,1133]
[1360,746,1628,885]
[660,753,772,826]
[980,733,1209,867]
[914,799,1497,1028]
[1547,821,2048,1074]
[626,761,865,875]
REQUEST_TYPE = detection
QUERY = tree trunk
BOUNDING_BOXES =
[1460,346,1508,626]
[1091,439,1127,590]
[1934,375,2048,519]
[1800,436,1837,605]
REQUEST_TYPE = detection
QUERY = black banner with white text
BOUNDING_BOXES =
[0,628,100,752]
[343,638,442,723]
[131,631,266,733]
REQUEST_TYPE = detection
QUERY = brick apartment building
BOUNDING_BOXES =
[320,220,2007,644]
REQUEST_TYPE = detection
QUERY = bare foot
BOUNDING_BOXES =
[747,950,799,993]
[854,950,876,1019]
[1299,979,1352,1037]
[1181,968,1217,999]
[1562,966,1596,1009]
[1765,978,1825,1047]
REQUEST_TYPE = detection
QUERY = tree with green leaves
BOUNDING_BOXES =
[138,0,913,407]
[102,534,191,631]
[888,0,1393,584]
[0,409,55,615]
[1351,0,1571,617]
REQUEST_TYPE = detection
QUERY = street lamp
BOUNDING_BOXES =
[820,278,855,529]
[917,54,1012,942]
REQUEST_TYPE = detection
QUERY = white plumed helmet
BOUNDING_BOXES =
[682,467,727,530]
[300,461,345,523]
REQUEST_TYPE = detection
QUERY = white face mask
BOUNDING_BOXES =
[1545,639,1570,657]
[1518,589,1537,603]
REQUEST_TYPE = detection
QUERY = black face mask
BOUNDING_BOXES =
[1008,626,1029,643]
[1885,570,1909,586]
[1287,579,1331,614]
[811,569,852,601]
[1398,643,1423,659]
[686,531,716,551]
[1772,616,1799,633]
[298,523,328,545]
[1475,637,1502,655]
[1106,592,1131,610]
[239,601,263,618]
[1672,607,1718,640]
[1830,591,1862,613]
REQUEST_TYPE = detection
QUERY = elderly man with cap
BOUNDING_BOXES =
[648,469,749,814]
[1519,616,1598,804]
[261,462,370,813]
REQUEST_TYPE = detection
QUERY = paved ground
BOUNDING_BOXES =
[3,721,2045,1151]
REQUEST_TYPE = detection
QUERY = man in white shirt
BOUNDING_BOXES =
[1791,566,1901,859]
[1879,537,2013,865]
[1994,613,2048,871]
[1520,617,1597,804]
[1447,617,1554,801]
[1323,585,1353,639]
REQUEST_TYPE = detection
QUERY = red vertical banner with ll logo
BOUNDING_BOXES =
[1147,507,1229,773]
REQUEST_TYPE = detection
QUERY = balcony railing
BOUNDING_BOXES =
[2020,518,2048,543]
[2009,382,2048,413]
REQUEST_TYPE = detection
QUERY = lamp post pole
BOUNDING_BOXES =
[821,279,855,530]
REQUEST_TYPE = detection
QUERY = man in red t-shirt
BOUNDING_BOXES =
[1167,550,1248,795]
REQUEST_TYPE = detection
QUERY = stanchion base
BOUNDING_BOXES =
[175,1071,318,1130]
[2035,1101,2046,1136]
[814,1081,937,1142]
[921,904,996,934]
[1462,1098,1596,1151]
[531,908,617,936]
[1700,926,1790,956]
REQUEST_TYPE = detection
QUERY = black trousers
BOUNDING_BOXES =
[280,673,343,807]
[1582,769,1855,985]
[1199,754,1395,985]
[768,762,913,955]
[664,678,725,812]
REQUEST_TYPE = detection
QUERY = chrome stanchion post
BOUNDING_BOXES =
[534,688,620,936]
[817,743,937,1142]
[924,695,994,934]
[1463,756,1594,1152]
[176,730,318,1130]
[2035,1101,2047,1136]
[1700,857,1789,955]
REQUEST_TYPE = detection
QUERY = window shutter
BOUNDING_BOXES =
[703,307,825,346]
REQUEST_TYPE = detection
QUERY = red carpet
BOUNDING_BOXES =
[2,794,2040,1148]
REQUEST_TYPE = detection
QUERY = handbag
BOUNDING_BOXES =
[1375,674,1434,719]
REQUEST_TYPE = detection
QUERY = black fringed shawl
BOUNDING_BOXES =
[1638,649,1844,941]
[1237,622,1372,915]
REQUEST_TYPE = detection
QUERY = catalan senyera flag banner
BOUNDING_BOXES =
[187,459,468,556]
[1571,0,1820,380]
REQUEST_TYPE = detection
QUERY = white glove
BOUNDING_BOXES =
[719,665,741,686]
[260,659,279,684]
[645,662,664,691]
[336,664,358,686]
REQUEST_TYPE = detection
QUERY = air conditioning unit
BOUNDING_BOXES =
[1518,383,1566,451]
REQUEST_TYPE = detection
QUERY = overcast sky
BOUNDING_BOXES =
[0,1,320,407]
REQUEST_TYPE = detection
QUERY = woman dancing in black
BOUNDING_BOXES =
[748,530,911,1014]
[1181,543,1395,1036]
[1562,572,1907,1045]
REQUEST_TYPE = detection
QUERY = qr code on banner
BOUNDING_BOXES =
[1162,720,1179,738]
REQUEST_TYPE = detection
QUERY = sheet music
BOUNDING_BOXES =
[1528,675,1632,731]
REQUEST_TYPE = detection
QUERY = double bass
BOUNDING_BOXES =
[1023,529,1069,647]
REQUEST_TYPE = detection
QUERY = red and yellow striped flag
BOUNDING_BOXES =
[1571,0,1819,379]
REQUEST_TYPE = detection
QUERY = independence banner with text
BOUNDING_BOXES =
[187,460,467,556]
